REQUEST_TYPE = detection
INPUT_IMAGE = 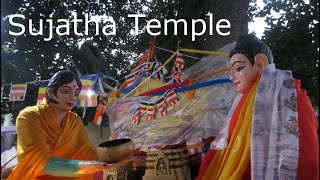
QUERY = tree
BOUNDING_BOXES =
[1,0,253,124]
[257,0,319,108]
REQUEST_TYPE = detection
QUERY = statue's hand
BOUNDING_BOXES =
[78,157,135,174]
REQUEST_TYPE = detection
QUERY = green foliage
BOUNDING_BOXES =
[1,0,154,124]
[257,0,319,107]
[2,0,318,124]
[1,0,153,82]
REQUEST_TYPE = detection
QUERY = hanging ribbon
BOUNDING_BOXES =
[179,48,229,56]
[123,51,178,98]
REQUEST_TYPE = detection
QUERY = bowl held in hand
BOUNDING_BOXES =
[97,138,134,163]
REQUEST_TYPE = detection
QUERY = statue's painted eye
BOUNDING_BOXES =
[236,66,244,72]
[75,91,80,96]
[61,90,69,94]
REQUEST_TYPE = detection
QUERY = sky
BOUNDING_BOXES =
[249,17,268,38]
[249,0,311,38]
[248,0,268,38]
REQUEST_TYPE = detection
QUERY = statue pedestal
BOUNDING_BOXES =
[143,149,191,180]
[103,161,133,180]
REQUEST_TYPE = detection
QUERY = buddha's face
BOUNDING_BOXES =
[229,53,260,93]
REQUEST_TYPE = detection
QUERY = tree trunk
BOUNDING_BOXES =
[155,0,251,66]
[197,0,251,50]
[154,0,251,69]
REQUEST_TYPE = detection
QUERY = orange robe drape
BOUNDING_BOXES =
[197,79,319,179]
[8,100,97,179]
[201,79,259,180]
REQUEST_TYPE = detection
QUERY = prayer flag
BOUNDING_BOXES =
[143,62,154,76]
[77,93,97,107]
[175,54,185,69]
[140,101,148,114]
[126,73,138,87]
[165,90,179,107]
[171,54,185,84]
[146,103,155,120]
[9,83,27,101]
[186,141,204,155]
[156,97,166,116]
[136,43,155,66]
[92,96,108,125]
[151,62,164,80]
[93,109,103,125]
[77,75,97,107]
[132,108,141,125]
[152,62,160,72]
[37,80,49,103]
[173,69,183,84]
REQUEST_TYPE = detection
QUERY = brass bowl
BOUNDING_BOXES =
[97,138,134,163]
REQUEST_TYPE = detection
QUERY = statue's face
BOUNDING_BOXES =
[49,80,80,111]
[229,53,260,94]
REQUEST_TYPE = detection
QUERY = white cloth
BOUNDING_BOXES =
[210,93,242,149]
[210,64,299,179]
[1,146,18,169]
[251,64,298,179]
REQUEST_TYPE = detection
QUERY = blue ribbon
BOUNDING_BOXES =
[147,78,232,96]
[120,71,146,93]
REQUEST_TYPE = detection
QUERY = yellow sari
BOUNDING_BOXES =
[8,99,97,179]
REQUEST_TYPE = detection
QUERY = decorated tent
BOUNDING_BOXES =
[106,42,237,152]
[0,41,237,155]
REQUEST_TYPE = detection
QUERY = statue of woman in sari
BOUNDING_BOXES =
[8,70,131,180]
